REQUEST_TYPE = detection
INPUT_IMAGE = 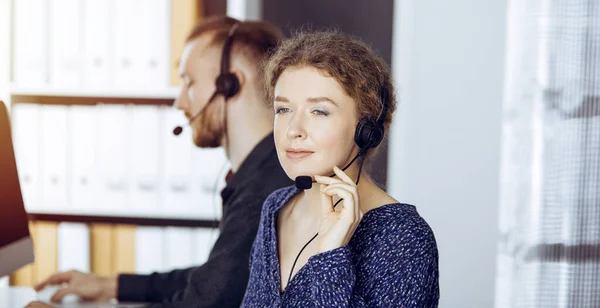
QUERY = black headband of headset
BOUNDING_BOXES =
[376,86,390,129]
[220,23,239,76]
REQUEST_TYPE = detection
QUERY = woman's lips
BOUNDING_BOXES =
[285,150,314,160]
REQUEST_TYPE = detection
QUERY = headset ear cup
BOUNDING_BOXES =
[216,73,240,99]
[354,120,384,150]
[354,121,365,149]
[354,120,372,149]
[369,125,384,148]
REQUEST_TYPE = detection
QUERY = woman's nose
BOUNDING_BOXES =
[286,113,307,141]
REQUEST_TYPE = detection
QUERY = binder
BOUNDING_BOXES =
[11,104,41,211]
[190,147,228,219]
[90,223,113,276]
[98,104,131,211]
[69,105,98,211]
[9,264,33,287]
[169,0,199,86]
[143,0,170,88]
[57,223,90,272]
[113,225,136,273]
[82,0,113,89]
[40,105,69,209]
[13,0,48,86]
[31,221,58,284]
[135,227,165,274]
[49,0,81,88]
[114,0,141,89]
[130,105,161,212]
[160,107,194,216]
[114,0,171,89]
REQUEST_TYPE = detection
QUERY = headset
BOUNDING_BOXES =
[354,86,389,152]
[214,23,241,101]
[173,23,241,136]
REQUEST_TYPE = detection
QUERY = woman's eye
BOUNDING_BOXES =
[275,107,291,114]
[312,109,329,116]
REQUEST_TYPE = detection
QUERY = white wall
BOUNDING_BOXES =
[389,0,507,307]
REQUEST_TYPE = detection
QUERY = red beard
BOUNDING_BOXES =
[191,98,225,148]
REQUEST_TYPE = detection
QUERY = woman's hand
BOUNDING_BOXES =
[314,166,363,253]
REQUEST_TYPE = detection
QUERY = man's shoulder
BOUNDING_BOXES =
[262,185,297,213]
[253,154,294,196]
[226,178,293,213]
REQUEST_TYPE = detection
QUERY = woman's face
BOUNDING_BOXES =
[273,66,360,180]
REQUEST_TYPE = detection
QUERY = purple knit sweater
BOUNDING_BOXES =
[241,186,439,307]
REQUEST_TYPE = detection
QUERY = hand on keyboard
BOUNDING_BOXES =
[34,270,117,303]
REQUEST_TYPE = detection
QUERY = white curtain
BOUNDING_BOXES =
[496,1,600,307]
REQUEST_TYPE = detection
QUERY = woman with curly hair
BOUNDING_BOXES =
[241,30,440,307]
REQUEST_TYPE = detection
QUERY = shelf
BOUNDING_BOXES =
[10,85,180,99]
[27,206,220,221]
[9,86,180,106]
[27,210,220,228]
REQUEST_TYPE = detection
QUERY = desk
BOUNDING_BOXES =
[0,287,35,308]
[0,288,147,308]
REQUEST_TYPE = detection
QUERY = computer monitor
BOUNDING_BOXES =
[0,101,34,277]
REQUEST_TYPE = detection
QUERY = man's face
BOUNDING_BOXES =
[174,34,225,148]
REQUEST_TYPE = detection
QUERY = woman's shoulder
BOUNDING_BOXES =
[354,203,438,258]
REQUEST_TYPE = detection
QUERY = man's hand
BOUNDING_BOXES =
[33,270,117,303]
